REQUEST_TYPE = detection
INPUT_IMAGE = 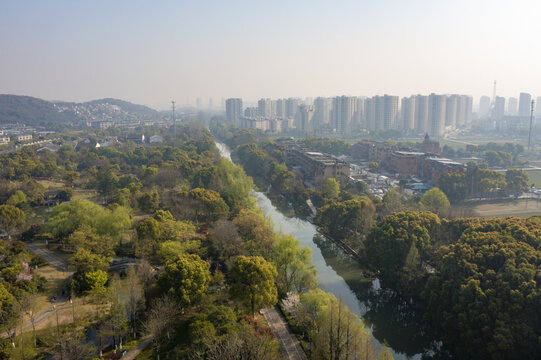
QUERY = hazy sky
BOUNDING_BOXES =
[1,0,541,109]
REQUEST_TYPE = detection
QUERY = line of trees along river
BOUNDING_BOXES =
[216,142,453,360]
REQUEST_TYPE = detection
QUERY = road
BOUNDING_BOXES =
[261,307,307,360]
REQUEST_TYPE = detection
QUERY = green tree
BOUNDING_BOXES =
[322,178,340,199]
[69,248,110,274]
[156,240,202,263]
[6,190,28,209]
[365,211,440,288]
[272,234,317,296]
[85,270,108,295]
[0,205,26,237]
[368,162,379,173]
[419,187,450,216]
[174,188,229,222]
[505,169,529,196]
[438,173,468,203]
[233,208,275,259]
[157,253,211,307]
[45,200,131,246]
[63,171,80,187]
[135,218,161,259]
[138,189,160,213]
[230,256,278,315]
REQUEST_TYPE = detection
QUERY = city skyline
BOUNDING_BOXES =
[2,0,541,109]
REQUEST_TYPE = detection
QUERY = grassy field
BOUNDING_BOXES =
[467,198,541,218]
[525,169,541,188]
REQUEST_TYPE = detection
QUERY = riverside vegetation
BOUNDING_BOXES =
[0,123,393,360]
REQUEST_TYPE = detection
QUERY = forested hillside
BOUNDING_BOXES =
[0,95,160,126]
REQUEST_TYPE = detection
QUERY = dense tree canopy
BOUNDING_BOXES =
[229,256,278,315]
[158,253,211,307]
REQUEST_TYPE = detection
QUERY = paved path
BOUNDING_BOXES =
[122,336,152,360]
[26,242,69,272]
[261,307,307,360]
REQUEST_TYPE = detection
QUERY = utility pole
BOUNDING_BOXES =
[528,99,535,151]
[70,298,75,322]
[172,100,176,140]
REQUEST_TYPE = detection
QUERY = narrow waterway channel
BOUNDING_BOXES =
[216,142,452,360]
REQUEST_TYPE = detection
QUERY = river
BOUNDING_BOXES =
[216,142,452,360]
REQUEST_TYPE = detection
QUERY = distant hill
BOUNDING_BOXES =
[0,94,160,127]
[0,95,76,126]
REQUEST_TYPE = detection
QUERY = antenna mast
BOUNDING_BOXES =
[172,100,176,140]
[528,99,535,151]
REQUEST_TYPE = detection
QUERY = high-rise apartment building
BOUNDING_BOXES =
[445,95,458,129]
[366,95,398,130]
[276,99,286,118]
[428,94,446,137]
[286,98,300,118]
[492,96,505,120]
[414,95,429,133]
[364,97,375,130]
[225,98,243,125]
[401,96,416,130]
[382,95,399,129]
[507,97,518,115]
[257,98,274,118]
[332,96,356,135]
[294,105,314,135]
[479,96,490,117]
[244,107,258,117]
[518,92,532,117]
[353,97,364,130]
[314,97,332,129]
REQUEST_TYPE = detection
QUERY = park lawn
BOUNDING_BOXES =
[33,298,101,332]
[525,169,541,188]
[28,265,67,315]
[72,188,98,201]
[36,179,65,191]
[468,198,541,218]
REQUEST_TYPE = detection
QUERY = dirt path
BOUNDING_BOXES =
[261,306,307,360]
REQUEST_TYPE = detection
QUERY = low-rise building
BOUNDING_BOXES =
[0,136,9,144]
[420,157,464,185]
[149,135,164,144]
[389,151,424,176]
[16,134,33,142]
[125,134,145,144]
[239,117,269,131]
[421,134,441,154]
[91,121,114,130]
[280,145,350,186]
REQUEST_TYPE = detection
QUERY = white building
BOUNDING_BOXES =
[332,96,356,135]
[17,134,33,141]
[518,92,532,117]
[401,96,416,130]
[225,98,243,125]
[428,94,446,138]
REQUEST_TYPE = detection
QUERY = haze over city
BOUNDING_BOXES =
[2,0,541,109]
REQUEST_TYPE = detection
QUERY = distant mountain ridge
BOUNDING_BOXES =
[0,94,160,126]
